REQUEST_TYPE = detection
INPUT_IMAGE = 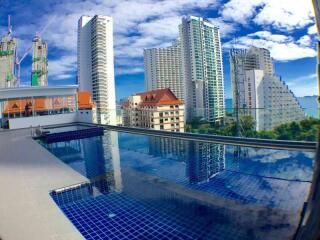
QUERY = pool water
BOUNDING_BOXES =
[44,130,315,240]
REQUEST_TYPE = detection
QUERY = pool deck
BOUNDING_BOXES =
[0,128,87,240]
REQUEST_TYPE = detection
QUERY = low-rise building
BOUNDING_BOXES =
[122,88,185,132]
[0,85,96,129]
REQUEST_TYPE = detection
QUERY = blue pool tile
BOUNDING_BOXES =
[45,130,315,240]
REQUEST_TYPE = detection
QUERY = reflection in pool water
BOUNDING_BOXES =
[45,130,314,240]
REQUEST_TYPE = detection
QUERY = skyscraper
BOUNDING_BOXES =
[144,41,184,100]
[245,70,305,131]
[230,47,274,109]
[230,47,305,131]
[0,29,17,88]
[179,16,225,122]
[77,15,116,124]
[31,35,48,86]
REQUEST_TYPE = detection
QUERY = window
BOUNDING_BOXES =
[160,125,164,130]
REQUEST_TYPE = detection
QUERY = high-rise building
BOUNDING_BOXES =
[244,70,305,131]
[230,47,305,131]
[179,16,225,122]
[144,41,184,100]
[77,15,116,124]
[230,47,274,109]
[0,32,17,88]
[122,88,185,132]
[31,36,48,86]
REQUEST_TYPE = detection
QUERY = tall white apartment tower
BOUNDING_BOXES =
[77,15,116,124]
[144,41,184,101]
[179,16,225,123]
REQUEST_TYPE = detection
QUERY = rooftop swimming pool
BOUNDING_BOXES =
[41,128,315,240]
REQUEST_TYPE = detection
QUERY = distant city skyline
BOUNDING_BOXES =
[0,0,317,99]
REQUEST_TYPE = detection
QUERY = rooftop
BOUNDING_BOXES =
[0,122,317,239]
[0,85,78,100]
[0,127,86,239]
[129,88,183,106]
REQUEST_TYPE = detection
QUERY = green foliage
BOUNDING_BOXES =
[186,115,320,142]
[257,130,277,139]
[274,118,320,141]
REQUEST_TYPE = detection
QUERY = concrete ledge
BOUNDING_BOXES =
[0,128,87,240]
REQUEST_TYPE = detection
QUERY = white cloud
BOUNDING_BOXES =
[286,74,318,97]
[221,0,315,31]
[47,55,77,80]
[254,0,314,31]
[248,31,291,43]
[297,35,312,47]
[208,17,236,37]
[223,31,317,61]
[221,0,264,24]
[14,0,221,79]
[11,0,316,82]
[308,24,317,35]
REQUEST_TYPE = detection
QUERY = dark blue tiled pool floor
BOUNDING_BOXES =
[58,192,251,240]
[44,130,314,240]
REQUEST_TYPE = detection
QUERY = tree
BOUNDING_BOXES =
[257,130,277,139]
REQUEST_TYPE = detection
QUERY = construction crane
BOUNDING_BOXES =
[13,15,55,86]
[230,38,248,138]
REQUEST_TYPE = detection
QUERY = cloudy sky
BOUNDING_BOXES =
[0,0,317,99]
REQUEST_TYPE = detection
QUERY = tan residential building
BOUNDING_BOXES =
[122,88,185,132]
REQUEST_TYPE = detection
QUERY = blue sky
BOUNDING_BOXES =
[0,0,317,100]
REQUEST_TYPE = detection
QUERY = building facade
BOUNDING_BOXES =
[31,36,48,86]
[231,46,305,131]
[244,70,305,131]
[77,15,116,125]
[144,41,184,101]
[0,34,17,88]
[0,86,97,129]
[122,89,185,132]
[179,16,225,123]
[230,47,274,110]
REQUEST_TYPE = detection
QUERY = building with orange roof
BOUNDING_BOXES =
[0,86,97,129]
[122,88,185,132]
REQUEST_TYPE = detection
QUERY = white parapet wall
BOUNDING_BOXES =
[8,113,78,129]
[77,110,95,123]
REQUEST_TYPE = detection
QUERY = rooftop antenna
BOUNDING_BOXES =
[230,37,242,138]
[8,15,12,37]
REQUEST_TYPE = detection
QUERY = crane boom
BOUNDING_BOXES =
[15,15,56,86]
